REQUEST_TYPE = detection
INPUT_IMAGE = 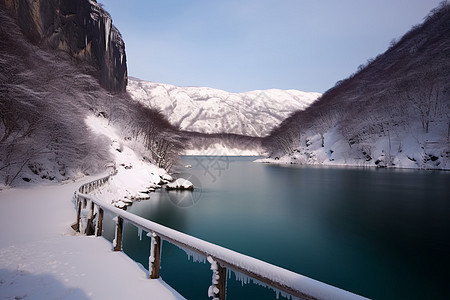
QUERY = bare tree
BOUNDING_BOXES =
[398,70,441,133]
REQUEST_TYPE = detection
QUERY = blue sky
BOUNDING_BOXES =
[100,0,442,93]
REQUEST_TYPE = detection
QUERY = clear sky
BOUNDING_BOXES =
[100,0,442,93]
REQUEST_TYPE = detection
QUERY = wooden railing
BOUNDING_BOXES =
[73,174,369,300]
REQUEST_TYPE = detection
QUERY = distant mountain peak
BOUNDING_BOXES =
[127,78,321,137]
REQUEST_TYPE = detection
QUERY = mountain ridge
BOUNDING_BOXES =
[127,77,321,137]
[262,2,450,169]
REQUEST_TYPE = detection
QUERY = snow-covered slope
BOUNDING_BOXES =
[262,4,450,170]
[0,9,184,187]
[0,176,184,300]
[127,78,321,137]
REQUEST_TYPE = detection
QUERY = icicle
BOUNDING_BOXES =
[231,270,296,300]
[137,227,143,241]
[182,247,206,264]
[112,216,118,248]
[105,16,112,52]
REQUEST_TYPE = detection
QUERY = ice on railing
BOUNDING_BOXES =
[149,232,156,264]
[234,269,251,286]
[147,231,162,278]
[207,256,220,300]
[112,216,118,248]
[93,205,100,234]
[137,227,143,241]
[79,206,89,233]
[231,269,296,300]
[181,247,206,264]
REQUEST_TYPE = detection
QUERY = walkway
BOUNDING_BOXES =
[0,178,184,300]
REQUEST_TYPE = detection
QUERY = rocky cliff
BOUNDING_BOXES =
[1,0,127,92]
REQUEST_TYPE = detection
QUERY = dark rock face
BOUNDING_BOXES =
[1,0,127,92]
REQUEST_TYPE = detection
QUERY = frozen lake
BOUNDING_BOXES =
[103,156,450,299]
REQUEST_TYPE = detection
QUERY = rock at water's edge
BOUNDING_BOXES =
[166,178,194,191]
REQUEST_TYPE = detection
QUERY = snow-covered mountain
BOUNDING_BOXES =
[263,3,450,170]
[0,7,182,187]
[127,78,321,137]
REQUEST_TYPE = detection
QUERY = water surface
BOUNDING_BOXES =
[103,156,450,299]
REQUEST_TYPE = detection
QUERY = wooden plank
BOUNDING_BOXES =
[75,198,82,232]
[216,264,227,300]
[149,234,161,279]
[96,207,103,237]
[85,201,95,235]
[113,216,123,251]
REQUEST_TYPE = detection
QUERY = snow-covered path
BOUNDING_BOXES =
[0,180,184,300]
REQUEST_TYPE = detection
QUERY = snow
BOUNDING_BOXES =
[0,108,186,299]
[148,232,159,277]
[183,142,263,156]
[166,178,194,190]
[0,181,184,300]
[127,77,321,137]
[161,174,173,182]
[207,256,221,299]
[258,121,450,170]
[84,115,170,206]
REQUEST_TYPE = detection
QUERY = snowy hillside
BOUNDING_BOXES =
[0,9,183,187]
[127,77,321,137]
[263,3,450,170]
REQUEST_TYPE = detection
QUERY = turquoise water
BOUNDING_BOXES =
[103,156,450,299]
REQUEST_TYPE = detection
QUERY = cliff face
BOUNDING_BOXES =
[1,0,127,92]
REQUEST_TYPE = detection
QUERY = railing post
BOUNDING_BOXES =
[208,256,227,300]
[96,207,104,237]
[113,216,123,251]
[86,201,95,235]
[218,264,227,300]
[75,196,82,232]
[148,232,161,279]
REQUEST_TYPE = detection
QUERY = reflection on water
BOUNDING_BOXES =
[103,156,450,300]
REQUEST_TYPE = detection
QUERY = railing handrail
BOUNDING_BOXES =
[75,184,368,300]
